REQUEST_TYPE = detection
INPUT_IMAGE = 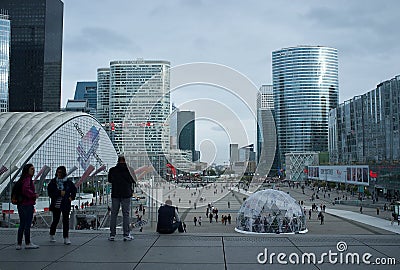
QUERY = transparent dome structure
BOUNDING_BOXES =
[235,189,307,234]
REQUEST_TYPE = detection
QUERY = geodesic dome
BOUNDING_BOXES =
[235,189,307,234]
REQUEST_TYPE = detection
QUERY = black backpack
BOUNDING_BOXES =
[11,180,23,205]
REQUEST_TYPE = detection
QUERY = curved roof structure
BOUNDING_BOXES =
[0,112,117,195]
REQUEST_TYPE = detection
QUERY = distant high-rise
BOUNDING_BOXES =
[177,111,196,161]
[73,81,97,116]
[229,144,239,165]
[257,85,278,176]
[96,68,111,132]
[0,13,10,112]
[272,46,338,167]
[0,0,63,112]
[170,108,197,162]
[97,60,171,167]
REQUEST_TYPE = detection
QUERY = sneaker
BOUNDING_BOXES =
[49,235,56,242]
[25,243,39,249]
[123,234,134,241]
[64,238,71,245]
[108,236,115,241]
[16,244,22,250]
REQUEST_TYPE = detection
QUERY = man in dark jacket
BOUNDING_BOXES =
[108,156,137,241]
[157,199,183,234]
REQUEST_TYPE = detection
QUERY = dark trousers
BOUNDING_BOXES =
[17,205,34,245]
[50,208,70,238]
[158,221,183,234]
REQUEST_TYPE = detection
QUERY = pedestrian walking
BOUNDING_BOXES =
[183,222,187,232]
[108,156,137,241]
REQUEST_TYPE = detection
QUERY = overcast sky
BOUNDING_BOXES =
[61,0,400,164]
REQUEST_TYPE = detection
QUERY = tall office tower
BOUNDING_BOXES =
[97,60,171,173]
[272,46,338,167]
[0,13,10,112]
[97,68,111,133]
[256,85,278,176]
[73,81,97,116]
[229,144,239,165]
[177,111,196,161]
[0,0,63,112]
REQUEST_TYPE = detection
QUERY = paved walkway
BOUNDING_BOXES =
[0,228,399,270]
[1,182,399,269]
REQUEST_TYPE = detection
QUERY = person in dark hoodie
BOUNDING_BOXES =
[108,156,137,241]
[48,166,77,245]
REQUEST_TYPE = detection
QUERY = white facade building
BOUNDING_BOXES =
[97,60,171,174]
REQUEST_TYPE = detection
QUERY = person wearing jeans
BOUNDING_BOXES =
[16,163,39,250]
[108,156,136,241]
[110,197,131,239]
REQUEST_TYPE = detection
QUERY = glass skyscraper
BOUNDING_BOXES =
[97,60,171,174]
[329,75,400,192]
[272,46,338,167]
[74,81,97,116]
[177,111,195,161]
[0,13,10,112]
[0,0,63,112]
[257,85,278,177]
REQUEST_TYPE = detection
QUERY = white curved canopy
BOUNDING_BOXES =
[0,112,102,192]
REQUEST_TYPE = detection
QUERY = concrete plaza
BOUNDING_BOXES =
[0,183,399,270]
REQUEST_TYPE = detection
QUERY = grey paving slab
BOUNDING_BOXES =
[43,262,137,270]
[354,235,400,245]
[153,235,222,247]
[227,262,320,270]
[58,240,147,263]
[224,246,301,264]
[223,236,293,247]
[0,262,51,270]
[367,246,400,264]
[135,263,225,270]
[295,245,399,269]
[82,233,158,247]
[289,235,364,247]
[317,261,398,270]
[141,246,224,264]
[0,244,69,262]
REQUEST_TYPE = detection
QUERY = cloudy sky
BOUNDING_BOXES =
[61,0,400,164]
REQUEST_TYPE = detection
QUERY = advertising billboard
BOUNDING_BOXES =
[308,165,369,186]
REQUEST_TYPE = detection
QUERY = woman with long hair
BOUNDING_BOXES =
[16,163,39,250]
[48,166,77,245]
